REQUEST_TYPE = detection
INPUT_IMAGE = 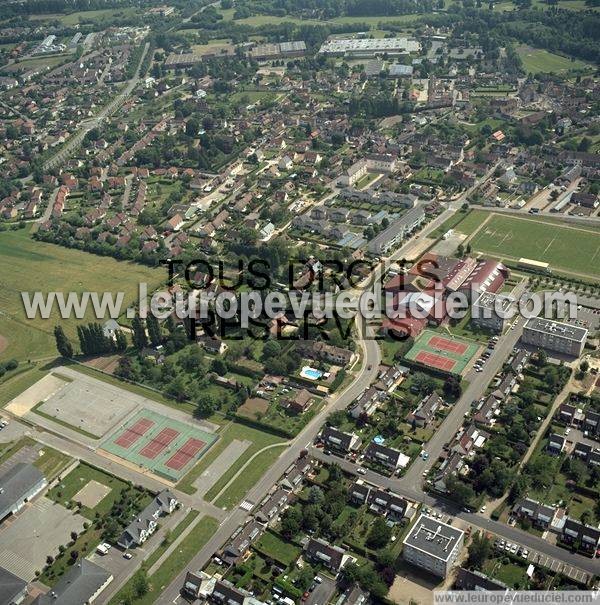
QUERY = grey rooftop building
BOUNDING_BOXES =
[403,514,465,577]
[0,566,28,605]
[0,462,47,523]
[33,559,112,605]
[522,318,588,357]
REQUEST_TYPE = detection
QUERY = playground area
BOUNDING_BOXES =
[101,409,217,482]
[404,329,479,375]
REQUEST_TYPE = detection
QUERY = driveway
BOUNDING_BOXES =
[305,575,336,605]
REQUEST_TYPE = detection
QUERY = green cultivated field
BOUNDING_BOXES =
[0,228,162,361]
[469,214,600,279]
[517,46,592,74]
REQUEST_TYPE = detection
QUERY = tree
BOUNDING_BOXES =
[146,313,162,347]
[446,476,475,507]
[131,315,148,350]
[210,358,227,376]
[133,570,149,598]
[308,486,325,504]
[468,533,492,570]
[115,329,128,352]
[280,507,301,539]
[196,393,217,417]
[54,325,73,358]
[367,517,392,549]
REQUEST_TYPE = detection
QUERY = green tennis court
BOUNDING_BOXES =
[404,329,479,375]
[101,409,217,482]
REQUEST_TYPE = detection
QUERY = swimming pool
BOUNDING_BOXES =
[301,366,323,380]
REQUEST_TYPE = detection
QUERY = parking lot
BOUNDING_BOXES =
[493,538,590,585]
[0,497,86,581]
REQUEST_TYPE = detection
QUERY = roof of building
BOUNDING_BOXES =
[33,559,112,605]
[403,514,464,561]
[524,318,588,342]
[0,566,27,605]
[0,462,45,515]
[305,537,346,571]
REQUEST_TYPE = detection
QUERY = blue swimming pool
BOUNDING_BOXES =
[301,366,323,380]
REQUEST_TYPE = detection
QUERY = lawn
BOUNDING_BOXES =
[0,227,163,361]
[517,46,592,74]
[212,444,288,509]
[143,509,200,569]
[483,557,530,589]
[254,530,302,566]
[468,214,600,279]
[0,436,37,465]
[109,516,219,605]
[34,444,73,480]
[177,421,286,498]
[47,462,135,520]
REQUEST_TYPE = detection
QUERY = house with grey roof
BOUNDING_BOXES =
[0,463,47,523]
[304,538,349,573]
[33,559,112,605]
[321,426,361,453]
[117,489,178,549]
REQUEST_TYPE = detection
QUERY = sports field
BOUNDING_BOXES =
[102,409,216,482]
[516,46,592,74]
[404,329,479,375]
[468,214,600,279]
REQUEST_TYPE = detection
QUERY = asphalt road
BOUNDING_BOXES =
[151,162,513,603]
[152,321,380,605]
[308,448,600,577]
[43,42,150,172]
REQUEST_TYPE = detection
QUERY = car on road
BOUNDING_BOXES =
[356,467,367,475]
[123,552,133,560]
[314,576,323,584]
[421,450,429,460]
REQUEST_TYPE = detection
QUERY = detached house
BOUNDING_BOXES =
[304,538,349,574]
[406,393,443,428]
[321,426,361,453]
[364,443,407,472]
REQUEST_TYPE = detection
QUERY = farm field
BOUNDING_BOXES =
[468,214,600,279]
[517,46,592,74]
[0,227,162,360]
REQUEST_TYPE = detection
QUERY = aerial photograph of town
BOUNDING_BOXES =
[0,0,599,603]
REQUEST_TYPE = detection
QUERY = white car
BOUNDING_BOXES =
[479,506,486,513]
[356,467,367,475]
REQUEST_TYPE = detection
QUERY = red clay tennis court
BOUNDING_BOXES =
[428,335,468,355]
[165,437,206,470]
[139,427,179,460]
[114,418,155,449]
[414,351,457,372]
